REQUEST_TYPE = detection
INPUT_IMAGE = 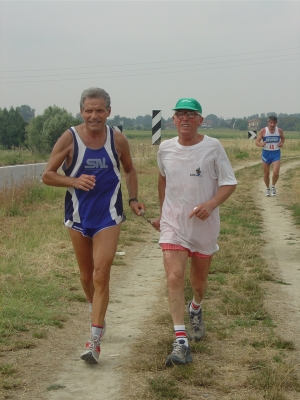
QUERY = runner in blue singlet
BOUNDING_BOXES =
[255,116,285,197]
[42,88,145,364]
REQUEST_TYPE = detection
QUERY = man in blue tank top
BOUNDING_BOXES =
[255,116,285,197]
[42,88,145,364]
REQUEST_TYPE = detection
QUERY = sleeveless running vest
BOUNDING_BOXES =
[263,126,281,151]
[63,125,123,229]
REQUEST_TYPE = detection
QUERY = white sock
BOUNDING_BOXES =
[91,324,104,340]
[190,299,202,314]
[174,325,188,346]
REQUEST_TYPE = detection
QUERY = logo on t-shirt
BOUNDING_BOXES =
[190,167,202,177]
[85,158,108,169]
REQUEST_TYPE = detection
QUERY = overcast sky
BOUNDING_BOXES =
[0,1,299,120]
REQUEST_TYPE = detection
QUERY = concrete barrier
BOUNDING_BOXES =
[0,163,47,189]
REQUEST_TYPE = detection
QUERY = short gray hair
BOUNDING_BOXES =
[80,87,111,111]
[267,115,277,123]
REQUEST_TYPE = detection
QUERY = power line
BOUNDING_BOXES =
[1,56,299,84]
[2,51,299,80]
[1,46,299,74]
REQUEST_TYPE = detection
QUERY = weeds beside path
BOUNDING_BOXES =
[1,155,300,400]
[121,159,300,400]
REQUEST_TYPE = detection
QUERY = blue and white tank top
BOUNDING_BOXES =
[63,125,123,228]
[263,127,281,151]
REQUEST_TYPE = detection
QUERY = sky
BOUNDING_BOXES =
[0,1,300,120]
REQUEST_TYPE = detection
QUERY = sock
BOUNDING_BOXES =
[91,324,104,340]
[88,302,93,313]
[190,299,202,314]
[174,325,188,346]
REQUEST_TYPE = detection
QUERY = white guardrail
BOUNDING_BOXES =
[0,163,47,189]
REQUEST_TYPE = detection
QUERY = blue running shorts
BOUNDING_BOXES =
[262,149,280,165]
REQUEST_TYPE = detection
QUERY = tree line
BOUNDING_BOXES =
[0,104,299,152]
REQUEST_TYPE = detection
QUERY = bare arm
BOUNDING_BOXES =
[42,130,96,191]
[115,131,145,215]
[278,128,285,147]
[189,184,236,221]
[151,172,166,230]
[255,128,266,148]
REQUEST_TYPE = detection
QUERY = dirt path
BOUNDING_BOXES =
[43,230,164,400]
[7,160,300,400]
[257,161,300,349]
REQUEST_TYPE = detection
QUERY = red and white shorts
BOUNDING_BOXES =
[160,243,211,259]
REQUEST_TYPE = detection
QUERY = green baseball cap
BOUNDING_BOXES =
[173,98,202,114]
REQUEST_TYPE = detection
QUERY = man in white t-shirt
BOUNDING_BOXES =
[255,116,285,197]
[152,98,237,367]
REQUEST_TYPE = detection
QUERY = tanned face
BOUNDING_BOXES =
[80,97,111,133]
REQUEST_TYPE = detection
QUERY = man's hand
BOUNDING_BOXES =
[74,174,96,191]
[151,217,161,231]
[129,200,146,216]
[189,202,214,221]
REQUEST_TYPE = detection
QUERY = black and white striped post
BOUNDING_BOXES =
[248,130,257,140]
[152,110,161,145]
[112,125,123,132]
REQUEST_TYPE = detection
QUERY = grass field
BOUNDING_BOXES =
[1,131,300,398]
[0,128,299,166]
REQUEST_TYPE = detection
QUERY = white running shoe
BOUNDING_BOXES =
[165,340,193,367]
[266,188,271,197]
[81,335,100,364]
[271,186,276,196]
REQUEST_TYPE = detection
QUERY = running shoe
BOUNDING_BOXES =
[81,335,100,364]
[265,188,271,197]
[271,186,276,196]
[187,301,205,342]
[165,340,193,367]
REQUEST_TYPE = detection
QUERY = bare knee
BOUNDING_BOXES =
[166,269,185,289]
[93,265,111,288]
[80,270,93,287]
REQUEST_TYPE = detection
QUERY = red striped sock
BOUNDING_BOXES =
[174,325,188,346]
[190,299,202,314]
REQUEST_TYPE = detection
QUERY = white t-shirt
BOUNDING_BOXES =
[157,135,237,254]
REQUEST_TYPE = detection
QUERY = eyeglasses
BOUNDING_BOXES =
[174,111,200,120]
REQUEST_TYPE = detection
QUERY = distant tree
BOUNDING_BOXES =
[279,116,300,131]
[0,107,26,149]
[27,105,81,153]
[234,118,248,131]
[247,114,259,120]
[136,115,144,126]
[258,117,268,130]
[267,112,277,117]
[75,113,84,122]
[16,105,35,123]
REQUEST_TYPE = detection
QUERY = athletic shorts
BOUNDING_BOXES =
[160,243,211,259]
[65,214,126,239]
[262,149,280,165]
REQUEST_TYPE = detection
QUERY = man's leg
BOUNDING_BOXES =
[271,160,280,186]
[80,224,121,364]
[163,249,192,366]
[163,249,188,326]
[189,255,213,305]
[187,255,212,341]
[68,229,94,303]
[263,162,271,188]
[91,224,121,327]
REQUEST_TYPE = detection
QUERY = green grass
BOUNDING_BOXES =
[0,147,47,166]
[122,152,300,400]
[1,137,300,399]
